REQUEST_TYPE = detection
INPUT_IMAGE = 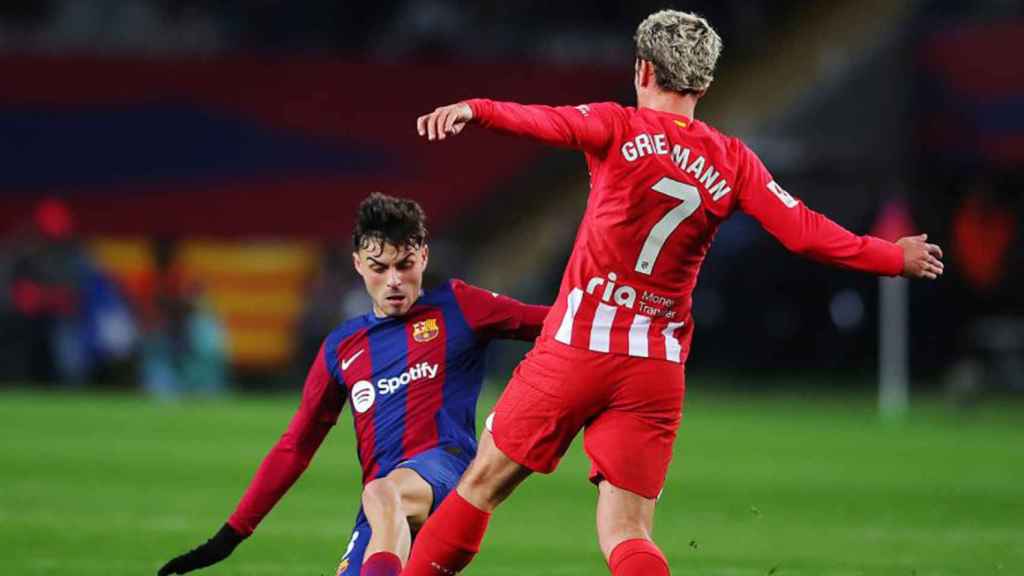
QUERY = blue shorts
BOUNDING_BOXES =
[334,445,471,576]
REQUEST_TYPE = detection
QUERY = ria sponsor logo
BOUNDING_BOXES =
[586,272,637,308]
[585,272,678,319]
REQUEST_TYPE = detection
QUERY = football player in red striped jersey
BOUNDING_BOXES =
[406,9,943,576]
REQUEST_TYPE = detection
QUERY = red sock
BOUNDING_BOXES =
[403,492,491,575]
[608,538,669,576]
[361,551,402,576]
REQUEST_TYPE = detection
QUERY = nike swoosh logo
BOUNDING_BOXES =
[341,349,364,370]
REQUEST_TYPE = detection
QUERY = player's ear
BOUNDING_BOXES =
[638,59,654,88]
[643,60,659,88]
[352,251,364,277]
[420,244,429,272]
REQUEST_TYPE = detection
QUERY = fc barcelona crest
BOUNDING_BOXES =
[413,318,440,342]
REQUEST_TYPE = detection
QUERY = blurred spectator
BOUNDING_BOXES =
[130,237,227,397]
[0,198,135,385]
[952,178,1017,295]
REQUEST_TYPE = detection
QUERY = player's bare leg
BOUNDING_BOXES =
[360,468,433,574]
[596,480,668,575]
[456,429,533,511]
[595,480,656,557]
[402,430,532,575]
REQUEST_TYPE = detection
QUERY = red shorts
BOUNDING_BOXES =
[489,338,685,499]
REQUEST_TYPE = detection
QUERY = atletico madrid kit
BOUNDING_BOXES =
[222,279,547,575]
[468,99,904,498]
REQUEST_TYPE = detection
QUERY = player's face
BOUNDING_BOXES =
[353,241,428,318]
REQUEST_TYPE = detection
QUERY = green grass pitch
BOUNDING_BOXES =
[2,384,1021,575]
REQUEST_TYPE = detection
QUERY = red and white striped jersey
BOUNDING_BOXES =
[467,99,904,364]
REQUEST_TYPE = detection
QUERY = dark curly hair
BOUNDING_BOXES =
[352,192,428,254]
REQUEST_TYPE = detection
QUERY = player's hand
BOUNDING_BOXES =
[417,102,473,141]
[896,234,944,280]
[158,523,243,575]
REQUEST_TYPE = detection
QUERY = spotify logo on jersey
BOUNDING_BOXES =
[351,380,376,413]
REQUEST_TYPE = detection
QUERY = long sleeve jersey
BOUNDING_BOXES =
[467,99,903,364]
[226,279,548,536]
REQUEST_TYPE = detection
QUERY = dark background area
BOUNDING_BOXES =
[0,0,1020,397]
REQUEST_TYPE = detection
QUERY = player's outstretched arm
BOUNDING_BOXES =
[895,234,944,280]
[736,144,943,279]
[746,193,944,279]
[158,524,243,575]
[417,99,618,152]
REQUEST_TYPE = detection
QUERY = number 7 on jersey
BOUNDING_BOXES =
[635,177,702,275]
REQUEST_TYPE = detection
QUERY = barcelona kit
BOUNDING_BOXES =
[222,279,547,574]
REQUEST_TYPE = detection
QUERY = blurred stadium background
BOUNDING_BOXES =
[1,1,1021,575]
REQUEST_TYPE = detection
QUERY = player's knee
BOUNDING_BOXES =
[362,478,402,518]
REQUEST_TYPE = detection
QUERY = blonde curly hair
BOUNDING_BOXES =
[634,10,722,93]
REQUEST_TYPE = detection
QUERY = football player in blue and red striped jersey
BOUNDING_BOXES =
[157,193,549,576]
